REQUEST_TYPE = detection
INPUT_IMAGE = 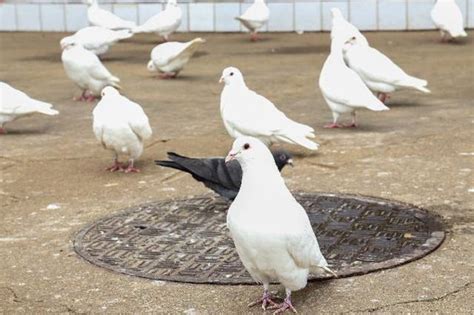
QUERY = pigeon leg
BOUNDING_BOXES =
[377,92,389,103]
[0,127,6,134]
[324,112,342,128]
[268,289,298,314]
[248,284,279,310]
[86,94,99,102]
[73,90,88,102]
[106,157,124,172]
[344,112,357,128]
[250,32,258,42]
[159,72,176,79]
[124,159,140,173]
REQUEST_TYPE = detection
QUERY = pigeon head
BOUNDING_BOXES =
[101,86,120,98]
[330,34,354,54]
[219,67,245,86]
[341,35,358,52]
[60,36,74,50]
[147,60,157,72]
[225,137,274,168]
[166,0,178,8]
[84,0,97,6]
[330,8,344,19]
[271,149,294,170]
[61,38,79,50]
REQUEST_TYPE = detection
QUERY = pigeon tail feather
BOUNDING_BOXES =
[400,76,431,94]
[115,29,134,40]
[154,159,188,172]
[34,103,59,116]
[366,101,389,111]
[320,266,338,278]
[277,133,319,151]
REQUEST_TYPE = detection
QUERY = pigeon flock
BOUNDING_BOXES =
[0,0,469,313]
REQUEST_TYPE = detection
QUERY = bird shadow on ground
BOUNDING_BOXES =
[237,36,275,44]
[290,279,335,309]
[124,37,163,45]
[100,55,147,64]
[193,51,209,58]
[269,45,328,55]
[19,54,61,63]
[288,150,320,160]
[3,126,51,135]
[387,100,432,108]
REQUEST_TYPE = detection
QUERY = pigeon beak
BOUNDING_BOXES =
[225,151,238,163]
[287,159,294,167]
[219,76,224,83]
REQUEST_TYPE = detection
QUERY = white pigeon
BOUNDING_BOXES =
[319,37,389,128]
[132,0,182,41]
[92,87,152,173]
[344,36,431,103]
[225,136,336,313]
[147,38,205,79]
[431,0,468,41]
[235,0,270,41]
[60,26,133,56]
[220,67,319,150]
[61,41,121,101]
[330,7,368,47]
[0,82,59,134]
[85,0,136,30]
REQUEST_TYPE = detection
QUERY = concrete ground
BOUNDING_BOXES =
[0,30,473,314]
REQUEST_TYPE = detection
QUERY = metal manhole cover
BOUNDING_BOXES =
[74,192,445,284]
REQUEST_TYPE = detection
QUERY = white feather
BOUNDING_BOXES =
[227,137,331,297]
[62,44,120,96]
[60,27,133,56]
[86,0,136,30]
[92,87,152,162]
[0,82,59,129]
[344,39,431,94]
[132,0,182,40]
[330,8,368,46]
[319,39,389,124]
[220,67,318,150]
[235,0,269,33]
[431,0,467,38]
[148,38,205,75]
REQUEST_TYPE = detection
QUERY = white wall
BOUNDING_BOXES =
[1,0,473,32]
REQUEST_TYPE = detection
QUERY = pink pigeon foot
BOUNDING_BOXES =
[159,72,177,79]
[324,123,342,128]
[377,92,389,103]
[0,127,6,134]
[268,296,298,314]
[250,33,258,42]
[248,290,279,310]
[86,94,99,102]
[106,163,124,172]
[74,90,90,102]
[124,166,140,173]
[344,122,357,128]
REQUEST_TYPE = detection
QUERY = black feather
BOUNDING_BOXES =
[154,149,292,200]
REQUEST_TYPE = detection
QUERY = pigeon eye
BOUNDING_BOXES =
[280,155,285,160]
[230,72,234,76]
[243,143,250,150]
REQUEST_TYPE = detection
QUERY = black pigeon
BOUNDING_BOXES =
[155,149,293,200]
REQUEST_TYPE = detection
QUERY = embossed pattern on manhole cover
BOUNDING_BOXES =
[73,192,445,284]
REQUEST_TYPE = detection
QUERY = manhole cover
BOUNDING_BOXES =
[74,192,445,284]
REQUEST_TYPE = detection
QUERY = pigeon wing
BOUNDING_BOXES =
[125,99,152,141]
[224,90,290,137]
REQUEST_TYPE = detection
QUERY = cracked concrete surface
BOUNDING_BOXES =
[0,31,473,314]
